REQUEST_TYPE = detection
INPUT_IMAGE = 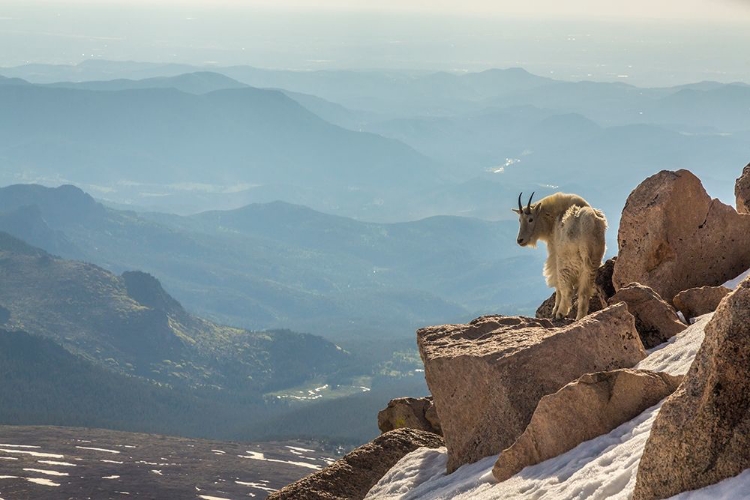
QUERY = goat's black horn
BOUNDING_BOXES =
[517,192,523,212]
[526,192,535,212]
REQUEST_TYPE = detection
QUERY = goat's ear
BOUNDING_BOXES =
[512,208,522,214]
[534,203,543,214]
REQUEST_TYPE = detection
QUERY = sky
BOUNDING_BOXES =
[1,0,750,85]
[7,0,750,20]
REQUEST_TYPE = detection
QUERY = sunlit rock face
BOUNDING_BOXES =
[634,276,750,500]
[417,303,645,473]
[613,169,750,304]
[492,368,681,482]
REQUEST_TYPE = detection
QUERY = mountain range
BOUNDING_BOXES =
[1,64,747,223]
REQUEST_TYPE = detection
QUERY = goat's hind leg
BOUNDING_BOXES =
[575,267,595,320]
[552,289,562,318]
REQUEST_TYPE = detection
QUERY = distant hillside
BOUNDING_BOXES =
[0,185,547,341]
[0,327,264,437]
[0,231,349,393]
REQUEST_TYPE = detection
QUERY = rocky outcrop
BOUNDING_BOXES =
[378,397,441,435]
[536,259,616,320]
[493,369,681,482]
[268,428,444,500]
[672,285,731,320]
[633,276,750,500]
[736,162,750,214]
[595,257,617,300]
[417,303,646,473]
[608,283,686,349]
[613,169,750,303]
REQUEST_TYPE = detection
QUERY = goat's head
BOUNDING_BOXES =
[512,192,541,247]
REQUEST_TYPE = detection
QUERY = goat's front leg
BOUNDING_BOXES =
[554,266,576,319]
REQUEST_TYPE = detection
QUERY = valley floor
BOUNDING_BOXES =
[0,425,338,500]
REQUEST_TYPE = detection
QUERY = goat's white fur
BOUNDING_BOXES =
[514,192,607,320]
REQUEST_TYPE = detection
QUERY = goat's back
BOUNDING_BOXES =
[539,193,590,218]
[556,205,607,265]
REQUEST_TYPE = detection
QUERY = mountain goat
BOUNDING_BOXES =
[513,192,607,320]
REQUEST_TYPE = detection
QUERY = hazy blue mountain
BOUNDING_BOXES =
[222,65,555,116]
[0,59,201,84]
[647,85,750,131]
[279,88,379,130]
[0,74,30,86]
[0,83,444,220]
[45,71,248,94]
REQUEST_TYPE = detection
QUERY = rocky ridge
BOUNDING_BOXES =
[275,164,750,500]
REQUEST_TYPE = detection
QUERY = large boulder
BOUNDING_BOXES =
[493,369,681,482]
[736,162,750,214]
[613,169,750,303]
[673,285,731,320]
[417,303,646,473]
[378,397,442,435]
[267,428,444,500]
[633,276,750,500]
[608,282,686,349]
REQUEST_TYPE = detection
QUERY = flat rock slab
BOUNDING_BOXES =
[613,169,750,303]
[418,303,646,473]
[634,275,750,500]
[268,428,444,500]
[493,368,681,482]
[608,282,686,349]
[673,285,731,319]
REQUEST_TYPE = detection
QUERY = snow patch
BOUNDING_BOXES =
[723,268,750,289]
[37,460,77,467]
[23,468,69,476]
[367,403,661,499]
[236,480,276,492]
[286,446,315,453]
[26,477,60,487]
[669,469,750,499]
[238,450,321,470]
[0,449,64,459]
[636,314,711,376]
[76,446,121,454]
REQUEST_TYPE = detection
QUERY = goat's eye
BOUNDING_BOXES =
[529,218,534,223]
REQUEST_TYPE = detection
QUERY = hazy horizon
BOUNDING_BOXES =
[2,2,750,87]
